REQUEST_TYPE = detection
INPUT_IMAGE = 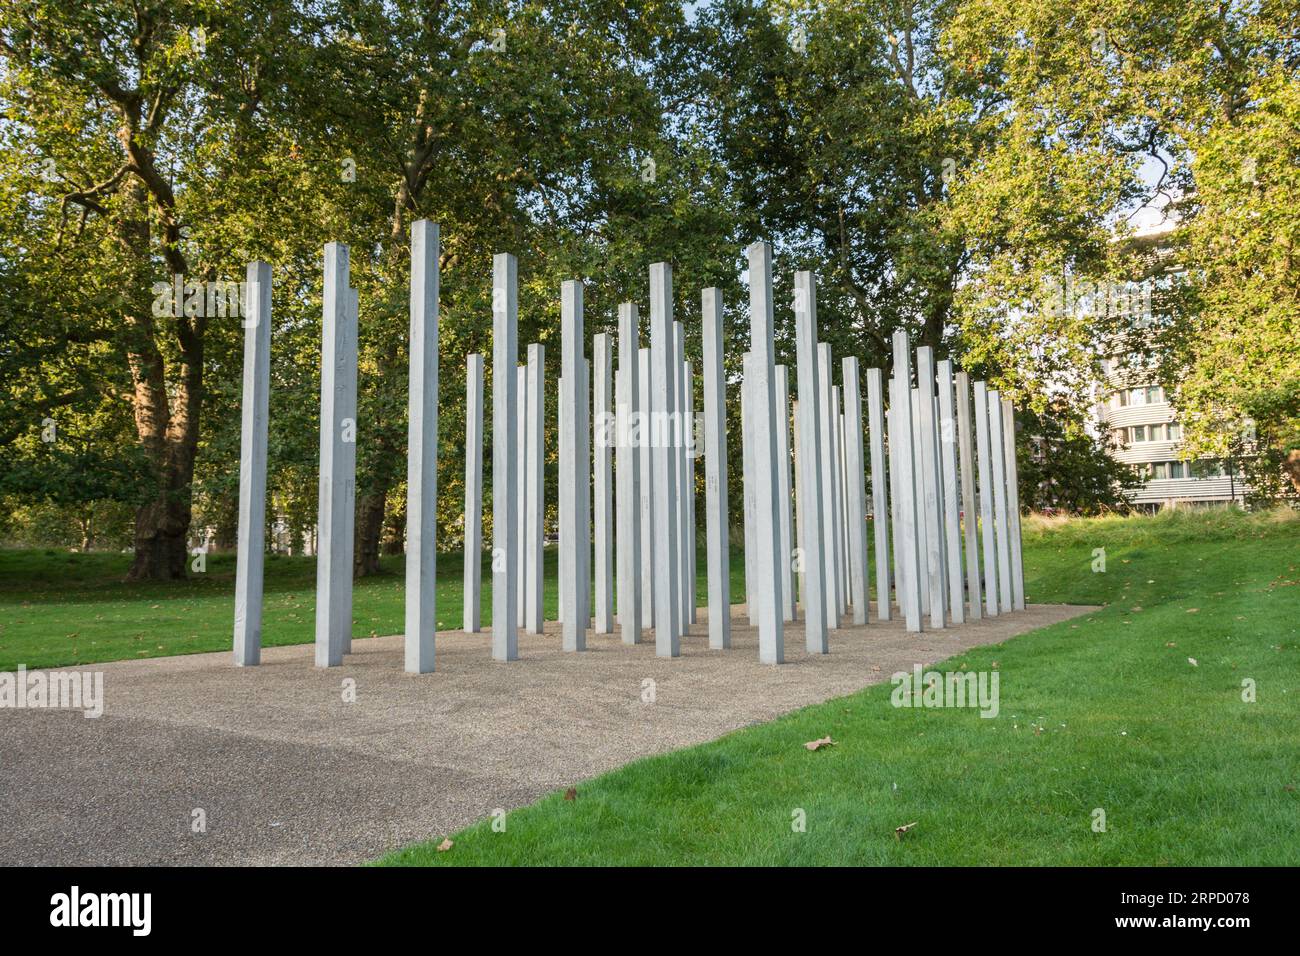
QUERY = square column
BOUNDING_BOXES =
[842,357,869,625]
[701,288,730,649]
[674,322,690,632]
[593,332,614,633]
[234,260,272,666]
[684,359,698,626]
[817,343,842,626]
[793,271,828,651]
[649,262,681,656]
[315,243,357,667]
[405,220,439,673]
[911,388,930,618]
[525,344,545,632]
[463,354,484,632]
[740,354,757,626]
[615,304,641,645]
[973,380,1000,616]
[955,371,982,620]
[889,333,923,632]
[516,364,526,628]
[637,347,655,629]
[745,242,785,664]
[559,280,586,651]
[775,365,795,622]
[833,385,848,613]
[1002,398,1026,610]
[791,399,804,609]
[578,356,591,634]
[937,359,965,625]
[915,347,946,628]
[988,388,1013,613]
[866,367,891,621]
[490,252,519,661]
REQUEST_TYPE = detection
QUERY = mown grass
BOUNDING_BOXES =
[376,507,1300,865]
[0,544,739,671]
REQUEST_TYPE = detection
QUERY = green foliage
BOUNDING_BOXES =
[1014,404,1141,513]
[2,0,1296,561]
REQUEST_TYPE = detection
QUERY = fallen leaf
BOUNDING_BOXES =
[1187,657,1198,667]
[894,822,918,841]
[1186,608,1200,614]
[805,735,835,751]
[436,838,453,852]
[564,787,577,801]
[1166,642,1177,647]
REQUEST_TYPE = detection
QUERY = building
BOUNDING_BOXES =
[1093,220,1246,510]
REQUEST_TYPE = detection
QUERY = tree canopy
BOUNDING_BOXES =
[1,0,1295,569]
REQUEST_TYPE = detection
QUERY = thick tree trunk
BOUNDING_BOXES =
[353,492,386,577]
[116,177,203,582]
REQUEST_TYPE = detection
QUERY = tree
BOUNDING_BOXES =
[0,0,297,577]
[1014,402,1141,513]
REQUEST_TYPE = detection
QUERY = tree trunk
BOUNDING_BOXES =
[117,177,203,581]
[382,507,406,555]
[352,170,418,578]
[354,492,386,577]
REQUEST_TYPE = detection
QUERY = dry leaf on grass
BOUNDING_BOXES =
[564,787,577,801]
[436,838,453,852]
[894,822,918,841]
[1188,657,1199,667]
[805,735,835,751]
[1186,607,1200,613]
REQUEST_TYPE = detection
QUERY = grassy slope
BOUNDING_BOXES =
[376,509,1300,866]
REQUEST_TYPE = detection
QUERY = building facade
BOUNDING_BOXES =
[1097,375,1244,509]
[1092,220,1246,510]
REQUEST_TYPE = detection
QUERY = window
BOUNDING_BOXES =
[1152,462,1169,479]
[1146,386,1164,403]
[1115,390,1129,408]
[1131,425,1148,442]
[1167,422,1181,440]
[1169,461,1187,479]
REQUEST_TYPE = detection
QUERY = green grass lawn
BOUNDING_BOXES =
[3,508,1298,865]
[0,543,742,671]
[374,507,1300,866]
